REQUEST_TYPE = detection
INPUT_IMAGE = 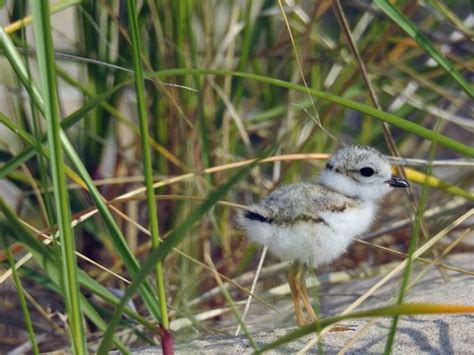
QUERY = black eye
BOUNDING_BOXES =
[360,167,375,177]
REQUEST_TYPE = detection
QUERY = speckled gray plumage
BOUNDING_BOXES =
[248,182,358,227]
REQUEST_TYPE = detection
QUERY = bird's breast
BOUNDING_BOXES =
[320,202,376,237]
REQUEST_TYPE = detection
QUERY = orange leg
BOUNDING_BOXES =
[288,261,318,326]
[288,262,306,326]
[299,269,318,323]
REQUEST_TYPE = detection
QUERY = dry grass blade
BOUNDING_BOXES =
[235,246,268,336]
[204,249,259,351]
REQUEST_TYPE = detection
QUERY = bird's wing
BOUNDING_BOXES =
[254,183,350,224]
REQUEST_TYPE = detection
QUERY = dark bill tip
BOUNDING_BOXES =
[385,175,409,188]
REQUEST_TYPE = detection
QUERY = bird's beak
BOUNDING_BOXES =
[385,175,409,188]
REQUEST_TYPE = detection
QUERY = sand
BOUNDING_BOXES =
[130,253,474,354]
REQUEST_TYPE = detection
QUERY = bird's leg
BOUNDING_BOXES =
[289,263,351,331]
[288,261,306,326]
[288,261,319,326]
[299,265,318,323]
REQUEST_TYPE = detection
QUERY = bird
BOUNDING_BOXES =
[239,145,409,326]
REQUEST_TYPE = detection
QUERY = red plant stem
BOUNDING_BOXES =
[159,325,174,355]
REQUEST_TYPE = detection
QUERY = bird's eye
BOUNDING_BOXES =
[360,167,375,177]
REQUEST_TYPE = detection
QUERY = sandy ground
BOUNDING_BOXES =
[130,253,474,354]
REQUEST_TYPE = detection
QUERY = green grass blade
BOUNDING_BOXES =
[97,156,261,354]
[79,295,130,354]
[0,111,87,187]
[19,2,56,228]
[0,28,44,106]
[2,241,39,354]
[374,0,473,98]
[148,69,474,157]
[30,3,85,353]
[384,130,438,353]
[126,0,168,328]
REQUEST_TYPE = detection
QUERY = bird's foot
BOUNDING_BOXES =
[295,308,318,327]
[296,315,313,327]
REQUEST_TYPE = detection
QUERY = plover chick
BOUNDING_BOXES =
[239,145,409,326]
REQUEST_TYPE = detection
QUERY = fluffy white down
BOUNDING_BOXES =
[239,202,376,267]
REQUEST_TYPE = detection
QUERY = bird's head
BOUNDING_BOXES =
[318,145,409,201]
